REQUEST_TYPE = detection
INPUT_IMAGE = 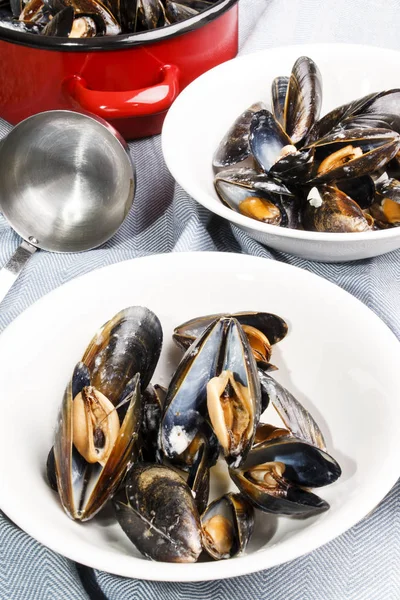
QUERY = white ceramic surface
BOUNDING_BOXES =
[162,44,400,262]
[0,252,399,581]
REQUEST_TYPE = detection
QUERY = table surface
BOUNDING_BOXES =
[1,0,400,598]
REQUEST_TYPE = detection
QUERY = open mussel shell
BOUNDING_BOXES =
[114,464,202,563]
[302,185,372,232]
[81,306,163,405]
[369,177,400,225]
[230,465,329,516]
[54,371,142,522]
[307,127,400,183]
[161,318,226,458]
[271,76,289,128]
[64,0,120,35]
[242,435,341,488]
[270,146,315,184]
[257,370,326,450]
[206,318,261,468]
[201,493,254,560]
[253,423,291,445]
[284,56,322,145]
[173,310,288,352]
[214,169,290,226]
[213,102,266,171]
[340,112,400,135]
[168,422,220,472]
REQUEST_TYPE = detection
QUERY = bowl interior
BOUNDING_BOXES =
[0,252,399,581]
[162,43,400,242]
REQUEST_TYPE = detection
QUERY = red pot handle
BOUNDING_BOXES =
[64,64,180,119]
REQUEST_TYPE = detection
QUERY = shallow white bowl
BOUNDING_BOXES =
[162,44,400,262]
[0,253,399,581]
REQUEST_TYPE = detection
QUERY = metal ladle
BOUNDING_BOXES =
[0,110,135,304]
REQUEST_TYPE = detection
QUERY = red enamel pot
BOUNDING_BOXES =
[0,0,238,139]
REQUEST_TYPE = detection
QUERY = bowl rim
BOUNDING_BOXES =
[162,42,400,244]
[0,0,237,52]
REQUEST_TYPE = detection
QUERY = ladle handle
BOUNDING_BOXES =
[0,241,37,305]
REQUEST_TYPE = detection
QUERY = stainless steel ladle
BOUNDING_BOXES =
[0,110,135,304]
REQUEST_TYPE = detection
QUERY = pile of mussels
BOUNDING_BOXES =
[213,56,400,233]
[0,0,214,37]
[47,306,341,563]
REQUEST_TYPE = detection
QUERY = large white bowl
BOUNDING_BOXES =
[162,44,400,262]
[0,252,399,581]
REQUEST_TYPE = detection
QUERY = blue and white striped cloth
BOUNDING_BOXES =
[1,1,400,598]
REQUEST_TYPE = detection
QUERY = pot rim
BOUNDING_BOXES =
[0,0,237,51]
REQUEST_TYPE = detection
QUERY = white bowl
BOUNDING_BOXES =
[162,44,400,262]
[0,252,399,581]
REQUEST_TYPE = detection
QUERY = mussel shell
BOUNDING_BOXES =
[257,370,326,451]
[341,112,400,135]
[114,464,202,563]
[200,492,254,560]
[54,372,142,521]
[284,56,322,145]
[140,384,163,462]
[161,318,226,458]
[173,311,288,352]
[42,7,74,36]
[242,435,341,488]
[302,185,372,232]
[335,175,375,209]
[137,0,165,29]
[213,102,266,170]
[46,446,58,492]
[249,109,294,174]
[167,422,220,471]
[19,0,46,23]
[304,92,379,145]
[362,89,400,117]
[230,468,329,516]
[253,423,290,446]
[270,146,315,183]
[81,306,163,405]
[271,76,289,128]
[165,0,197,23]
[186,437,211,514]
[308,127,400,183]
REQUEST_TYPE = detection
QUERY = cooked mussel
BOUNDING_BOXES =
[242,435,341,488]
[308,127,400,183]
[206,318,261,467]
[249,110,315,182]
[284,56,322,145]
[53,367,142,521]
[302,185,372,232]
[213,102,266,171]
[81,306,163,404]
[114,464,202,563]
[162,317,261,468]
[230,434,340,516]
[230,462,329,516]
[64,0,120,35]
[172,310,288,352]
[369,177,400,225]
[161,317,226,458]
[201,493,254,560]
